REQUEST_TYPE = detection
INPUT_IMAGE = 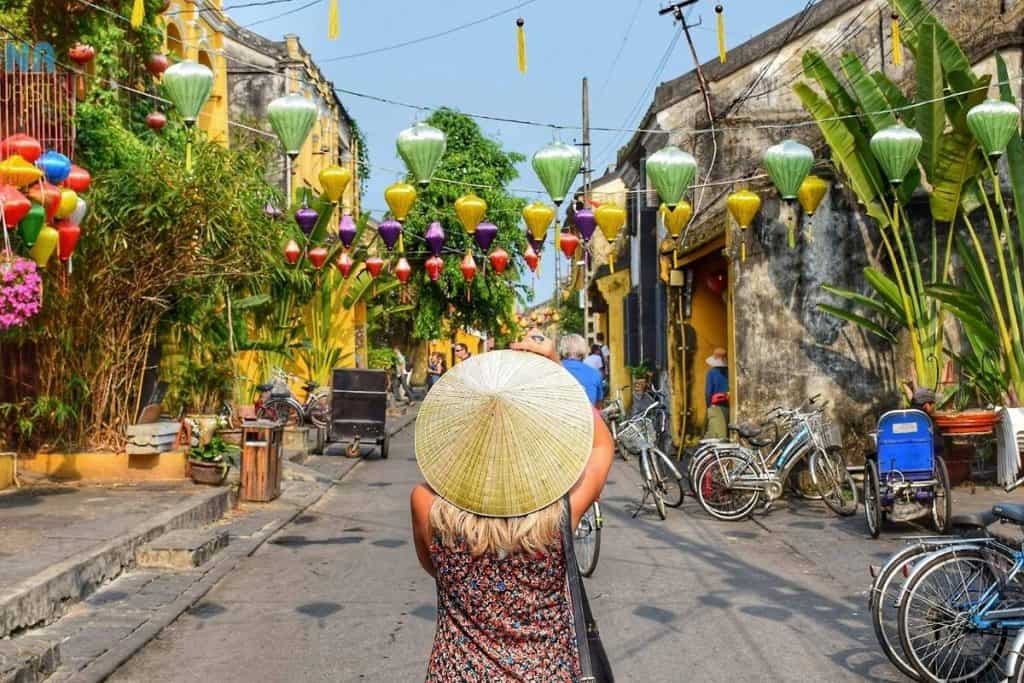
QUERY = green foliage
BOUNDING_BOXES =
[189,435,239,463]
[367,348,395,370]
[556,294,584,336]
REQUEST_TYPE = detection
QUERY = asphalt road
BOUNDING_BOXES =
[111,420,910,682]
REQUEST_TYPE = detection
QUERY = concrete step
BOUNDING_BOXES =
[136,528,229,570]
[0,636,60,683]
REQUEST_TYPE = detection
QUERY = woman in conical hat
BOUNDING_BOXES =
[411,329,613,681]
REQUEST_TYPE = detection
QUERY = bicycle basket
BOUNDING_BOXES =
[618,417,654,454]
[806,413,842,451]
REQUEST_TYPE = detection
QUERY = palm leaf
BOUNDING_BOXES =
[839,53,897,134]
[887,0,971,75]
[915,24,944,181]
[821,284,903,322]
[802,50,858,115]
[871,71,915,127]
[996,52,1024,250]
[817,304,897,342]
[931,128,981,222]
[863,267,906,319]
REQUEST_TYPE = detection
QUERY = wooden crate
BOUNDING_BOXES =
[240,421,283,502]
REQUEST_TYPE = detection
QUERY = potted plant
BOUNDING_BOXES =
[628,363,652,393]
[188,435,238,485]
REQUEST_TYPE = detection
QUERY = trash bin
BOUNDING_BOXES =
[240,419,283,502]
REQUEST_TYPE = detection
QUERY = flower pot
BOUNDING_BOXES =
[934,409,999,437]
[188,458,227,485]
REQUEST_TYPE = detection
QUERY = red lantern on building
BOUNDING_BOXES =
[146,111,167,132]
[68,44,96,98]
[146,53,170,78]
[705,269,727,295]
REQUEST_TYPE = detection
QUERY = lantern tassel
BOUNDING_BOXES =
[741,237,747,263]
[328,0,339,40]
[891,14,902,66]
[516,18,527,74]
[130,0,145,28]
[788,224,796,250]
[185,141,192,172]
[716,5,726,64]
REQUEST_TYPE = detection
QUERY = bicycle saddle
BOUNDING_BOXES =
[992,503,1024,525]
[728,423,772,448]
[950,510,997,529]
[256,383,273,392]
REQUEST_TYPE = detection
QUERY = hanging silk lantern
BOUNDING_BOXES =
[378,219,402,251]
[532,142,581,206]
[967,99,1021,158]
[364,256,385,279]
[284,240,301,265]
[0,156,43,187]
[338,213,357,248]
[661,201,692,239]
[461,252,478,282]
[524,244,539,273]
[395,257,412,284]
[0,186,31,227]
[1,135,41,163]
[63,166,91,193]
[559,230,580,260]
[146,53,170,78]
[308,246,328,270]
[891,13,903,66]
[28,182,61,223]
[575,207,596,241]
[489,248,510,274]
[425,221,445,257]
[57,222,80,262]
[264,203,283,220]
[68,44,95,99]
[523,201,555,241]
[474,221,498,252]
[294,206,319,236]
[425,255,444,282]
[268,94,318,159]
[162,61,214,126]
[396,123,447,186]
[384,182,416,220]
[146,111,167,132]
[516,17,527,74]
[455,194,487,234]
[595,203,626,242]
[797,176,828,215]
[870,125,922,185]
[715,5,726,63]
[646,147,697,209]
[763,140,814,199]
[726,190,761,263]
[54,189,78,220]
[18,203,44,247]
[37,151,72,185]
[335,251,354,277]
[319,165,352,203]
[70,197,88,225]
[30,226,58,267]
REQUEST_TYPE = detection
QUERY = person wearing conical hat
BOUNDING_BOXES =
[705,347,729,440]
[410,334,613,681]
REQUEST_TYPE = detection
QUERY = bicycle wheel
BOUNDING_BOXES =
[257,398,302,427]
[693,453,761,521]
[870,543,937,680]
[932,457,951,533]
[786,461,823,500]
[308,390,330,429]
[864,459,882,538]
[574,502,601,577]
[652,450,685,508]
[810,448,858,516]
[898,549,1007,682]
[641,451,667,520]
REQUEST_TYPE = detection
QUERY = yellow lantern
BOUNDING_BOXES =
[797,175,828,216]
[660,201,692,239]
[384,182,417,221]
[522,201,555,241]
[55,189,79,220]
[319,165,352,204]
[0,155,43,187]
[595,203,626,242]
[455,193,487,234]
[726,190,761,263]
[30,225,58,267]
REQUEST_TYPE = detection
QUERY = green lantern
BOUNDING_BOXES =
[161,61,214,126]
[646,146,697,209]
[870,125,922,184]
[762,140,814,199]
[396,123,447,186]
[532,141,582,206]
[967,99,1020,158]
[267,94,318,159]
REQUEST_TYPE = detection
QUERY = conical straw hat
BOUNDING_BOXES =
[415,349,594,518]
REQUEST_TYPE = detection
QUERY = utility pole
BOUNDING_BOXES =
[581,76,592,342]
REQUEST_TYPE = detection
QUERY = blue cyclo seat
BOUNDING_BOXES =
[876,409,935,477]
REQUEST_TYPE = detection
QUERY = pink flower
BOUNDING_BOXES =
[0,257,42,330]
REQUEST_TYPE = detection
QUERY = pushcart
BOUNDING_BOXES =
[864,409,951,537]
[327,368,389,458]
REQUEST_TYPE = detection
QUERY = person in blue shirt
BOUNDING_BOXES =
[558,333,604,407]
[704,347,729,439]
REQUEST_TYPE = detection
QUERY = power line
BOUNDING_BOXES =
[241,0,322,28]
[595,0,645,100]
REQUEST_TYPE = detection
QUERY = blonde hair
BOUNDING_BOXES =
[429,496,563,556]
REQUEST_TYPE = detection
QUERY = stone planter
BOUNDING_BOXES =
[188,458,227,486]
[934,409,1000,437]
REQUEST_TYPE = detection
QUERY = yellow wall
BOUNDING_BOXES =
[19,451,187,482]
[0,452,14,490]
[595,268,631,409]
[679,247,729,439]
[428,329,484,370]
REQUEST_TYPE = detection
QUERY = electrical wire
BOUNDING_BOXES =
[595,0,644,100]
[241,0,323,29]
[164,0,310,18]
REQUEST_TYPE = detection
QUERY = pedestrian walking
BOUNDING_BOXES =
[393,346,413,405]
[584,343,605,374]
[596,332,610,370]
[426,351,446,391]
[453,342,471,364]
[704,347,729,439]
[559,334,604,407]
[411,347,614,682]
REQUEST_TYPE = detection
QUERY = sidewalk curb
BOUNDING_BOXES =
[0,487,229,640]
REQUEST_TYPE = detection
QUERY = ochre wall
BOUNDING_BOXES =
[595,268,631,410]
[681,250,729,439]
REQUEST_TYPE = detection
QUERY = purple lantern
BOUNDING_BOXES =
[527,232,544,253]
[264,203,283,220]
[378,219,402,251]
[425,221,445,257]
[338,213,357,248]
[294,206,318,236]
[474,221,498,252]
[575,208,596,241]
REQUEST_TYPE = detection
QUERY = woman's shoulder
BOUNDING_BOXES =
[412,482,436,509]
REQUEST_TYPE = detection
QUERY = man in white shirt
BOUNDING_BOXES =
[583,344,604,375]
[596,333,610,371]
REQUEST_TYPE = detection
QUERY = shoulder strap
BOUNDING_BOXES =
[561,496,594,681]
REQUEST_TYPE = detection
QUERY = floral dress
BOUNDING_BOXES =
[426,537,580,682]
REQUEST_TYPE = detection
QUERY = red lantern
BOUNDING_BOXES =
[308,246,328,270]
[524,245,539,273]
[0,185,30,227]
[146,53,170,78]
[460,252,477,282]
[63,166,91,193]
[335,252,353,277]
[705,270,727,295]
[146,111,167,132]
[395,257,412,284]
[489,248,510,274]
[68,43,96,66]
[284,239,301,265]
[425,255,443,282]
[559,231,580,260]
[365,256,384,279]
[58,221,80,262]
[1,134,41,163]
[28,182,61,223]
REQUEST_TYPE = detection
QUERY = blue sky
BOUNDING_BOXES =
[230,0,812,302]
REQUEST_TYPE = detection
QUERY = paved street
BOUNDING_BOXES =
[110,419,913,682]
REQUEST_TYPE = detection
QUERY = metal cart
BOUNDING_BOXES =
[328,368,389,458]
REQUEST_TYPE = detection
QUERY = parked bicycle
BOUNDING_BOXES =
[617,406,684,520]
[600,386,629,461]
[256,368,330,429]
[574,500,602,577]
